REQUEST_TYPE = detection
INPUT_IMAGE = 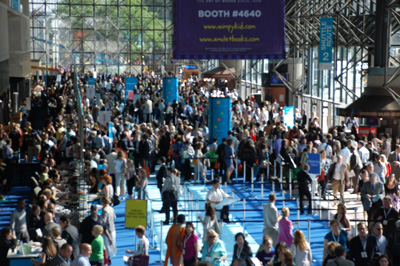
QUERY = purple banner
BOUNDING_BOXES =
[174,0,285,60]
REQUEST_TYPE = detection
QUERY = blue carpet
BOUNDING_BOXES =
[1,179,332,266]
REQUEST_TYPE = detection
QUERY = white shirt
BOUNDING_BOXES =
[359,146,370,164]
[106,152,118,175]
[132,236,149,256]
[332,163,343,181]
[71,254,90,266]
[291,242,312,266]
[338,147,351,165]
[206,187,230,208]
[374,235,387,256]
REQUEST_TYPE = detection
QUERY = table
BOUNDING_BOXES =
[7,243,42,266]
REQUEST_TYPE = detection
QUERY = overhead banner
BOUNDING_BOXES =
[108,122,113,141]
[125,200,147,228]
[319,17,334,69]
[284,106,295,129]
[163,78,179,104]
[12,0,19,10]
[208,98,232,144]
[87,78,96,99]
[125,77,137,98]
[174,0,285,59]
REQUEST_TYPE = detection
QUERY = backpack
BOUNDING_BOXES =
[216,143,226,158]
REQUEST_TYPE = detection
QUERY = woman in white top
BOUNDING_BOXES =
[101,196,117,260]
[291,230,312,266]
[114,150,127,200]
[193,142,210,183]
[126,225,149,257]
[198,203,220,238]
[100,174,114,199]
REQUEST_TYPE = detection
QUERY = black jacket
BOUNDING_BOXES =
[297,170,312,189]
[0,236,16,266]
[156,164,167,190]
[348,235,374,266]
[231,243,253,266]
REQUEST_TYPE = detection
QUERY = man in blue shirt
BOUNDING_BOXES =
[71,243,92,266]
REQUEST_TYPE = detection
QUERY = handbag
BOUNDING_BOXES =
[128,255,149,266]
[260,159,268,168]
[214,160,220,169]
[104,249,110,264]
[113,194,121,206]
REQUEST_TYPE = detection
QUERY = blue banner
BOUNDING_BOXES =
[88,78,95,86]
[12,0,19,10]
[87,78,96,99]
[163,78,179,104]
[208,98,232,144]
[174,0,285,59]
[284,106,295,129]
[308,153,321,175]
[125,77,137,98]
[319,17,334,69]
[108,122,113,141]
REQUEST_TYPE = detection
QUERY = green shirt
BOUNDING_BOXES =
[90,235,104,262]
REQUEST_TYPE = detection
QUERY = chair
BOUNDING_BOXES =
[33,187,42,198]
[31,176,39,188]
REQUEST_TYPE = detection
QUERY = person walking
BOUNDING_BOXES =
[201,229,228,266]
[231,232,253,266]
[263,193,281,245]
[181,222,198,266]
[291,230,312,266]
[89,225,104,266]
[198,203,220,238]
[114,150,127,200]
[296,165,313,214]
[277,208,297,248]
[161,167,180,225]
[326,155,350,204]
[100,197,117,263]
[164,215,186,266]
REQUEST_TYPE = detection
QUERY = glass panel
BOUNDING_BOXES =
[30,0,173,73]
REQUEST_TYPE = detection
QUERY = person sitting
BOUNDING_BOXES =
[125,225,149,257]
[0,228,16,266]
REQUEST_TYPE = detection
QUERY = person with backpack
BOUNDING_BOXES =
[216,139,227,179]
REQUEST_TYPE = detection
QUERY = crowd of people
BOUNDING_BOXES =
[0,70,399,266]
